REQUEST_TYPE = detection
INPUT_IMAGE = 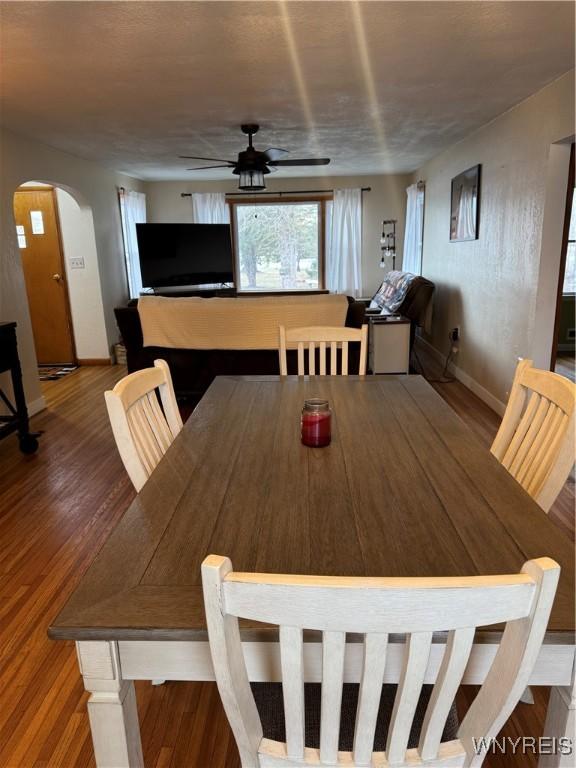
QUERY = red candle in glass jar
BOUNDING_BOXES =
[301,399,332,447]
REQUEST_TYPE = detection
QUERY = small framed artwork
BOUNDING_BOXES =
[450,164,481,241]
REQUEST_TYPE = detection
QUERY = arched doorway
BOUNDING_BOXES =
[13,181,108,380]
[14,183,75,367]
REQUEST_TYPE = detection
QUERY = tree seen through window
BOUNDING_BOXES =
[235,203,321,291]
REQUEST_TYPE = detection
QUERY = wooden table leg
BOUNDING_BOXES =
[77,641,144,768]
[539,657,575,768]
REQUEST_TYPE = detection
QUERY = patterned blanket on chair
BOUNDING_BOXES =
[370,270,417,313]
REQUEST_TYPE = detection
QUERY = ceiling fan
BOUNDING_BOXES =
[179,124,330,191]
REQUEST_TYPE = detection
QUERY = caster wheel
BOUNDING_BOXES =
[19,435,39,454]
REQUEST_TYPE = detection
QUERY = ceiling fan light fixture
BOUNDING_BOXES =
[238,169,266,191]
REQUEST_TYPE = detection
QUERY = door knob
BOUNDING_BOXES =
[52,273,63,282]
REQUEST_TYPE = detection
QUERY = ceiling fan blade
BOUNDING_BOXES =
[268,158,331,167]
[264,147,289,161]
[179,155,235,163]
[186,164,234,171]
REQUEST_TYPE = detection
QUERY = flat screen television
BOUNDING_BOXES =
[136,223,234,289]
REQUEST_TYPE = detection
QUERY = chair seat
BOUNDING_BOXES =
[251,682,459,752]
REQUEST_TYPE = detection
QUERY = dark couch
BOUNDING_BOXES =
[115,296,366,405]
[115,276,433,405]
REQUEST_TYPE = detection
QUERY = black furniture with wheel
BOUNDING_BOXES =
[0,322,39,454]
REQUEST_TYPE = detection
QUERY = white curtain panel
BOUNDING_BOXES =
[326,188,362,298]
[402,183,425,275]
[119,189,146,299]
[192,192,230,224]
[455,185,476,240]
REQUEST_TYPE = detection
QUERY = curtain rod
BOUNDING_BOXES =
[180,187,371,198]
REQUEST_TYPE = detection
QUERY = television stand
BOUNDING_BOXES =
[141,286,237,298]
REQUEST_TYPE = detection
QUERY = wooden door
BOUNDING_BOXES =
[13,188,75,365]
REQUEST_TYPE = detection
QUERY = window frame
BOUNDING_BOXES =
[228,194,331,294]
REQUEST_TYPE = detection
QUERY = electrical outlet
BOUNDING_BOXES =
[449,326,460,343]
[69,257,85,269]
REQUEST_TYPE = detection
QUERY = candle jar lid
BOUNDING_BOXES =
[303,398,330,412]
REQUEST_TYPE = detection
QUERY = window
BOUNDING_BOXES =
[563,188,576,294]
[231,199,326,292]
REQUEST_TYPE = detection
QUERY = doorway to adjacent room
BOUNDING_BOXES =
[552,143,575,383]
[13,186,76,367]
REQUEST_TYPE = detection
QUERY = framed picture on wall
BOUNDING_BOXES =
[450,164,481,241]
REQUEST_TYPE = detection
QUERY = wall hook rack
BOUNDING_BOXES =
[380,219,397,270]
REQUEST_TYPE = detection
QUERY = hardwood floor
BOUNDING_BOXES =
[0,364,572,768]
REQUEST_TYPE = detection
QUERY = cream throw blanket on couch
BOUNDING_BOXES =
[138,294,349,350]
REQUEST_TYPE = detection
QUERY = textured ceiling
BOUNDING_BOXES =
[1,1,574,180]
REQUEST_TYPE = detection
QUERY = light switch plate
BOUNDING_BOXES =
[69,257,85,269]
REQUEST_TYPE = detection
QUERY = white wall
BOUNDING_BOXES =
[55,188,109,360]
[144,174,411,297]
[415,71,574,410]
[0,127,144,410]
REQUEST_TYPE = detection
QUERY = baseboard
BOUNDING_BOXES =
[77,358,112,366]
[557,344,575,353]
[416,336,507,417]
[28,396,46,416]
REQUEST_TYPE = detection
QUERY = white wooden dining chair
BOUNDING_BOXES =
[202,554,559,768]
[491,359,575,512]
[105,359,183,492]
[278,325,368,376]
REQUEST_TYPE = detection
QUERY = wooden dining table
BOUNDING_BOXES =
[49,375,575,768]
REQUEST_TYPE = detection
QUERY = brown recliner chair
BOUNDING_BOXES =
[360,270,435,352]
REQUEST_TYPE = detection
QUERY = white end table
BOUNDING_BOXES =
[368,315,411,374]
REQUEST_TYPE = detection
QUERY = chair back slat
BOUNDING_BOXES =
[278,325,368,376]
[127,400,162,473]
[526,411,567,496]
[491,359,575,511]
[279,326,288,376]
[138,394,170,457]
[341,341,349,376]
[105,359,183,492]
[279,626,306,761]
[202,556,559,768]
[319,342,327,375]
[319,631,346,763]
[353,632,388,765]
[146,391,174,451]
[308,342,316,376]
[515,402,557,486]
[418,627,475,761]
[386,632,432,764]
[507,396,549,477]
[134,400,163,469]
[501,391,539,469]
[297,343,305,375]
